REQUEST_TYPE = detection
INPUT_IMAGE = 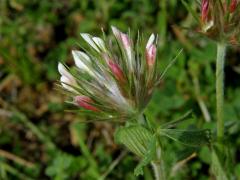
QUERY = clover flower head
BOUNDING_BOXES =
[198,0,240,45]
[58,27,159,122]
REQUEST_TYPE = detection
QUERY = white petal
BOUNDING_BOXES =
[111,26,121,38]
[72,50,90,71]
[203,20,214,32]
[92,37,106,51]
[60,76,76,92]
[58,62,72,79]
[80,33,100,52]
[146,33,155,49]
[120,33,130,48]
[106,82,131,110]
[58,62,66,75]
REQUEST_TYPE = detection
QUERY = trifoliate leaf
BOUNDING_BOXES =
[158,128,211,147]
[115,125,154,157]
[134,136,157,176]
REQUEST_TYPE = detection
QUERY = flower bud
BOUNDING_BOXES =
[92,37,106,51]
[74,96,99,112]
[111,26,121,38]
[72,50,90,71]
[58,63,72,79]
[201,0,209,22]
[111,26,134,71]
[59,27,161,121]
[120,33,131,49]
[60,76,76,92]
[146,34,155,50]
[120,33,132,65]
[146,44,156,67]
[230,0,238,13]
[58,63,77,92]
[80,33,100,52]
[108,60,124,82]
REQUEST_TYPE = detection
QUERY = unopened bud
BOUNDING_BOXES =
[230,0,238,13]
[120,33,133,69]
[146,34,155,49]
[120,33,131,49]
[74,96,99,112]
[58,62,77,92]
[60,76,76,92]
[111,26,121,38]
[108,61,125,82]
[92,37,106,51]
[201,0,209,22]
[146,44,156,67]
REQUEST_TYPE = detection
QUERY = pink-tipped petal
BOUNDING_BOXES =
[230,0,238,13]
[108,61,124,81]
[146,34,155,49]
[120,33,131,49]
[74,96,99,112]
[201,0,209,22]
[146,44,156,67]
[111,27,132,63]
[120,33,133,69]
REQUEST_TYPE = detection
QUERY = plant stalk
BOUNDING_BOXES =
[151,147,166,180]
[138,114,166,180]
[216,43,226,143]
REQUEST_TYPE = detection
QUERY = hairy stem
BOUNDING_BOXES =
[138,114,166,179]
[216,43,226,143]
[151,147,166,180]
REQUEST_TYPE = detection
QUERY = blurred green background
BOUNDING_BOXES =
[0,0,240,179]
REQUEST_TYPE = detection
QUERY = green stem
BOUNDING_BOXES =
[216,43,227,143]
[138,114,166,180]
[151,147,166,180]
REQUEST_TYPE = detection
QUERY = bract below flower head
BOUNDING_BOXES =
[58,27,159,122]
[196,0,240,45]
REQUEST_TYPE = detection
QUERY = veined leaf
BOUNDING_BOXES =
[115,125,154,157]
[134,136,157,176]
[158,128,211,147]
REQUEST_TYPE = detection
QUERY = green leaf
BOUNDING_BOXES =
[161,110,193,129]
[158,128,211,147]
[115,125,154,157]
[134,136,157,176]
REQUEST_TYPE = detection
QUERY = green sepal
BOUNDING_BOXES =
[134,136,157,176]
[115,125,154,157]
[158,128,211,147]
